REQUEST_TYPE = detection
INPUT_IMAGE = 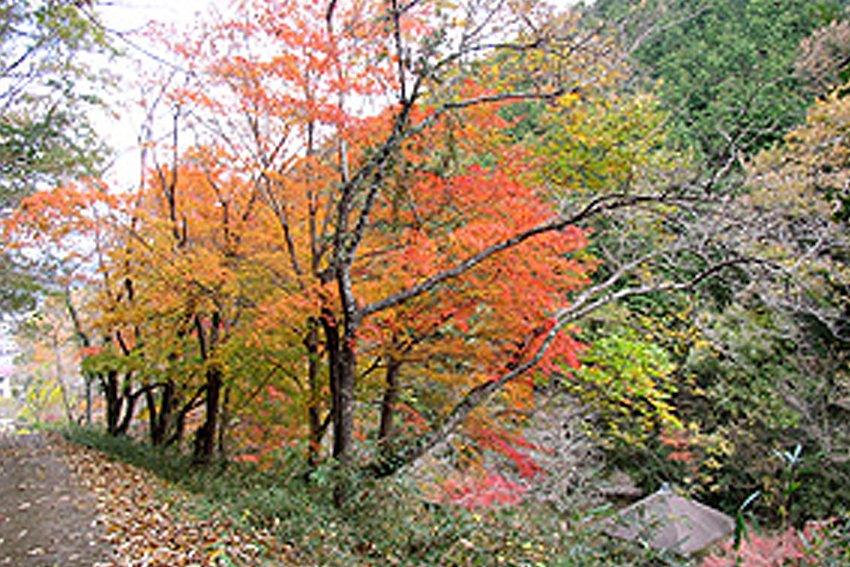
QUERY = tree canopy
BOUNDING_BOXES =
[0,0,114,313]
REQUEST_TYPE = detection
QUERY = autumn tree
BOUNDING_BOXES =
[795,16,850,96]
[130,0,770,499]
[121,147,278,460]
[0,179,144,434]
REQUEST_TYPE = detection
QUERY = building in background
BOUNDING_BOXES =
[0,322,16,399]
[0,322,19,429]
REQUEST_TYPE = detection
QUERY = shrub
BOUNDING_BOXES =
[702,518,850,567]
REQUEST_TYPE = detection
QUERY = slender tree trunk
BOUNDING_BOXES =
[322,310,357,506]
[378,355,401,459]
[160,379,174,445]
[322,312,342,460]
[146,386,158,443]
[167,390,192,447]
[306,318,323,468]
[335,331,356,467]
[192,312,221,463]
[218,385,230,457]
[331,322,359,508]
[85,374,92,425]
[115,377,137,436]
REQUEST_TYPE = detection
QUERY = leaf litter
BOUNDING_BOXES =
[56,436,293,566]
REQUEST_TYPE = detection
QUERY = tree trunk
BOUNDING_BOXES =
[104,370,121,435]
[331,323,358,508]
[322,312,343,461]
[218,385,230,457]
[322,310,357,506]
[378,355,401,459]
[115,376,137,436]
[193,364,222,463]
[167,393,191,447]
[192,311,221,463]
[335,333,356,467]
[306,318,324,468]
[145,386,158,442]
[147,379,174,446]
[85,374,93,426]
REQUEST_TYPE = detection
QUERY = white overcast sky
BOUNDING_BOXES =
[89,0,215,187]
[98,0,214,32]
[92,0,581,188]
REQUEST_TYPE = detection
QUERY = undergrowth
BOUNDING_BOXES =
[62,424,697,567]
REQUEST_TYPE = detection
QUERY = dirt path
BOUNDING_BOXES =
[0,433,112,567]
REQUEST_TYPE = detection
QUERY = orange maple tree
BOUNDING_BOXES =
[5,0,666,489]
[142,0,613,480]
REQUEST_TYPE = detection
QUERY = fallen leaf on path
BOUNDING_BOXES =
[55,437,293,567]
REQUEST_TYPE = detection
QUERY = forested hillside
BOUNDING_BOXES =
[1,0,848,564]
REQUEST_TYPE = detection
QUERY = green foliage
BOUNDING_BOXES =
[0,0,114,204]
[540,89,678,197]
[597,298,850,527]
[680,304,850,519]
[705,447,850,567]
[0,252,42,312]
[593,0,846,160]
[686,306,803,432]
[570,327,680,447]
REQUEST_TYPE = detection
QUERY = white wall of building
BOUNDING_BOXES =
[0,322,17,399]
